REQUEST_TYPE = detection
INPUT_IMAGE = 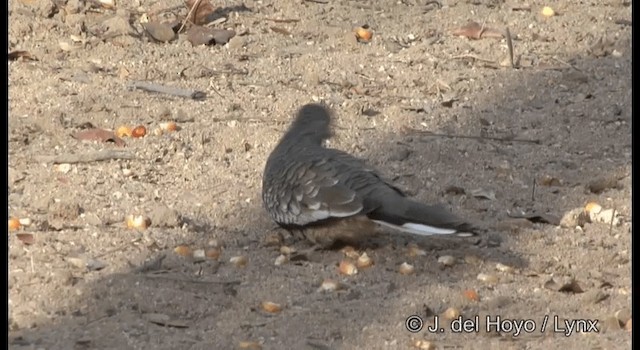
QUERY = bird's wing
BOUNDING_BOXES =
[270,157,364,226]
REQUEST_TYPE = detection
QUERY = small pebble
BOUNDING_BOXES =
[192,249,206,262]
[477,273,499,285]
[438,255,456,266]
[495,263,514,273]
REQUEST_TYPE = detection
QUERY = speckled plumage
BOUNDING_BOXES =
[262,103,478,247]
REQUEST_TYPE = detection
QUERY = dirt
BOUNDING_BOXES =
[8,0,632,349]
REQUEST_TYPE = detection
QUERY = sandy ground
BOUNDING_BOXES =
[8,0,631,349]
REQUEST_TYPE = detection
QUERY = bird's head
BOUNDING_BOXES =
[285,103,334,145]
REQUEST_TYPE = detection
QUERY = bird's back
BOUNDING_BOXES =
[262,103,478,240]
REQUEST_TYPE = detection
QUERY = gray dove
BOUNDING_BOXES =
[262,103,478,248]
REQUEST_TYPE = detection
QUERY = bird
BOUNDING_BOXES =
[262,103,479,248]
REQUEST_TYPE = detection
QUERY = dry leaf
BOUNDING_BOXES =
[73,128,126,147]
[16,233,35,245]
[185,0,217,25]
[8,50,36,61]
[451,21,504,40]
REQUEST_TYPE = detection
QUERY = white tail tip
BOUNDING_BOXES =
[373,220,458,236]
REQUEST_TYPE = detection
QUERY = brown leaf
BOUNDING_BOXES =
[8,50,37,61]
[451,21,504,40]
[16,233,35,245]
[73,128,126,147]
[185,0,217,25]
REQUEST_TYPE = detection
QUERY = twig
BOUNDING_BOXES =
[128,81,207,100]
[423,0,442,9]
[531,178,536,202]
[34,149,135,164]
[614,19,632,26]
[179,0,202,33]
[451,54,496,63]
[258,17,301,23]
[143,273,241,285]
[609,205,616,235]
[410,129,541,144]
[505,27,515,68]
[551,57,583,72]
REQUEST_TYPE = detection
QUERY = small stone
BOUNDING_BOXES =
[412,339,436,350]
[437,255,456,266]
[339,260,358,276]
[582,289,609,304]
[144,22,176,42]
[274,254,287,266]
[101,15,136,37]
[442,307,460,320]
[86,258,107,271]
[149,205,181,228]
[593,209,622,226]
[229,255,248,268]
[464,255,482,265]
[356,252,374,269]
[615,309,631,324]
[238,341,262,350]
[192,249,206,262]
[600,315,622,333]
[560,208,589,228]
[398,262,415,275]
[624,318,631,332]
[477,273,499,285]
[317,279,343,292]
[486,295,511,309]
[495,263,514,273]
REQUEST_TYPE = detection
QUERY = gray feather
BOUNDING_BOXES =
[262,103,478,237]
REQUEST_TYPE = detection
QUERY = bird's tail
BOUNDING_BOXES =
[368,195,478,237]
